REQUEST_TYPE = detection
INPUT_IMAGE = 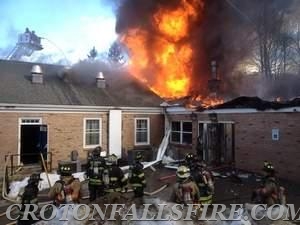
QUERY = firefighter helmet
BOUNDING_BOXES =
[92,146,101,158]
[59,165,73,176]
[176,165,190,179]
[135,152,143,161]
[263,161,274,172]
[185,153,195,164]
[106,154,118,165]
[28,173,42,184]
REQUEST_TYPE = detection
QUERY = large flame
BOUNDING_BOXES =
[120,0,205,98]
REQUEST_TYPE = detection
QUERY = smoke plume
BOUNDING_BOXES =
[115,0,299,99]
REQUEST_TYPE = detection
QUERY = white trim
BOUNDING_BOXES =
[0,103,162,113]
[109,110,122,158]
[83,118,102,149]
[20,117,42,124]
[0,110,162,115]
[0,111,108,114]
[121,112,162,115]
[134,118,150,146]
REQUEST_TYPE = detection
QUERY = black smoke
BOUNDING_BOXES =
[115,0,299,99]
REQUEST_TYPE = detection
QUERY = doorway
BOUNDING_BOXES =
[198,122,234,165]
[19,119,48,165]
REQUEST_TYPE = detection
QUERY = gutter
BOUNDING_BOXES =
[0,103,163,113]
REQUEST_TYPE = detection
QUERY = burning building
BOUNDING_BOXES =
[114,0,300,183]
[0,0,299,185]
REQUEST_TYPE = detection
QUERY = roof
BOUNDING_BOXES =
[0,60,164,107]
[202,96,300,111]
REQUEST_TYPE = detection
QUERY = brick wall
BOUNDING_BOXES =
[122,113,164,160]
[0,111,164,171]
[169,111,300,183]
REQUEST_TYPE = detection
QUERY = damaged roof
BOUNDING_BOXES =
[205,96,300,111]
[0,60,163,107]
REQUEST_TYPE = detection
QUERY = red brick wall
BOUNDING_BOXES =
[169,111,300,183]
[0,111,164,171]
[122,113,164,160]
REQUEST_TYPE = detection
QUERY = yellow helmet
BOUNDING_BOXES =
[176,165,190,179]
[106,154,118,165]
[135,152,143,161]
[263,161,274,172]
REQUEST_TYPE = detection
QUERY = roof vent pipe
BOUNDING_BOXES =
[96,72,106,88]
[31,65,43,84]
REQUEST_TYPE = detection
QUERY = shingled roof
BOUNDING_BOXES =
[0,60,163,107]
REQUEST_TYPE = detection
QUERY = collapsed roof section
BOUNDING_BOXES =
[162,96,300,112]
[204,96,300,111]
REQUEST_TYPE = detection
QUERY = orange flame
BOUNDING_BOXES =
[187,95,224,109]
[120,0,205,98]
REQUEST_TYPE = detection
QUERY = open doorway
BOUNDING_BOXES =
[19,122,48,165]
[198,122,234,165]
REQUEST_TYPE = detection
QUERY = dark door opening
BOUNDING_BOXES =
[197,123,234,165]
[20,125,48,164]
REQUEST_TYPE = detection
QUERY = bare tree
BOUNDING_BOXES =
[252,0,294,80]
[87,46,98,60]
[108,41,126,66]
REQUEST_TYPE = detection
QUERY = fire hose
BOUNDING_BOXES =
[40,153,52,188]
[144,184,169,196]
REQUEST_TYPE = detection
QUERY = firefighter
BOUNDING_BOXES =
[252,161,286,206]
[103,154,127,203]
[48,165,81,206]
[185,153,196,170]
[17,173,42,225]
[170,165,200,205]
[86,146,106,202]
[184,153,199,182]
[195,161,214,204]
[128,152,146,198]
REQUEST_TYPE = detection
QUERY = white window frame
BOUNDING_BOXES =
[171,120,193,144]
[20,118,42,125]
[83,118,102,149]
[134,118,150,146]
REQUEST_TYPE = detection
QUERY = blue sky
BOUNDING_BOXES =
[0,0,117,64]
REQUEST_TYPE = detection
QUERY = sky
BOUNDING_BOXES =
[0,0,117,64]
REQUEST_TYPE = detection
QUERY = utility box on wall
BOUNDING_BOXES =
[272,128,280,141]
[58,160,81,174]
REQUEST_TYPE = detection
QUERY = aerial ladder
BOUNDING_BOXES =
[6,28,43,60]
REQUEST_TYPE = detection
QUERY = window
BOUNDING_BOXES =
[135,118,150,145]
[84,118,101,148]
[171,121,192,144]
[20,118,42,124]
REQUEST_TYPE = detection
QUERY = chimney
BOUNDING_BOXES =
[211,60,217,79]
[96,72,106,88]
[31,65,43,84]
